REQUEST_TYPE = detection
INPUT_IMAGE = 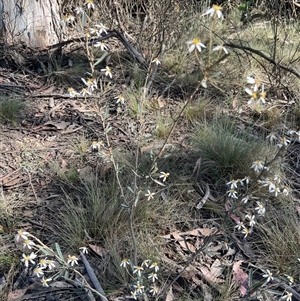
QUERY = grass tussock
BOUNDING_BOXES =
[256,204,300,276]
[192,118,275,184]
[0,97,24,124]
[55,161,178,254]
[183,98,213,123]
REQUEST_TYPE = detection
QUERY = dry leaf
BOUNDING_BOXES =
[193,277,213,301]
[169,228,213,238]
[49,97,55,107]
[157,97,166,108]
[42,85,56,94]
[172,233,196,252]
[88,244,109,257]
[296,206,300,216]
[61,159,68,170]
[206,243,223,254]
[22,210,34,218]
[198,266,225,284]
[161,255,182,271]
[192,276,202,286]
[2,177,21,187]
[210,259,223,278]
[181,265,198,280]
[7,288,27,301]
[165,286,174,301]
[232,96,238,109]
[49,281,72,288]
[229,213,241,225]
[224,247,236,256]
[232,260,248,296]
[44,121,71,130]
[62,124,83,134]
[185,228,213,237]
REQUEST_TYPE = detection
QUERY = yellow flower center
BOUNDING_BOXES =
[252,92,258,99]
[260,92,266,98]
[192,38,200,45]
[213,5,222,11]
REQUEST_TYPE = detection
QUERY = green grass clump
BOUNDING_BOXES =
[155,118,172,139]
[0,97,24,124]
[191,118,275,185]
[55,164,172,252]
[183,99,213,123]
[0,252,18,273]
[256,204,300,276]
[56,176,126,249]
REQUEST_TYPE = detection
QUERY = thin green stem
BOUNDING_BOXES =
[208,18,215,66]
[100,116,125,197]
[152,77,203,167]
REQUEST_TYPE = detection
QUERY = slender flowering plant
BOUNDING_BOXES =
[120,258,160,299]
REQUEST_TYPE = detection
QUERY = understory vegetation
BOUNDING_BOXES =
[1,0,300,300]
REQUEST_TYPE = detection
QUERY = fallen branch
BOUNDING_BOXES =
[80,252,108,301]
[47,30,146,65]
[224,42,300,79]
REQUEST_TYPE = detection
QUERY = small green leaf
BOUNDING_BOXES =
[104,126,112,134]
[151,162,158,174]
[131,169,142,178]
[248,268,253,286]
[93,52,109,67]
[151,177,166,187]
[137,103,142,115]
[249,280,264,291]
[55,243,64,261]
[127,186,134,193]
[81,12,86,27]
[238,2,249,11]
[103,104,109,119]
[133,191,141,207]
[76,25,83,35]
[64,269,69,279]
[53,272,63,281]
[40,248,54,256]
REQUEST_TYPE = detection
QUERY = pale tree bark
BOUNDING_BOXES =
[0,0,62,49]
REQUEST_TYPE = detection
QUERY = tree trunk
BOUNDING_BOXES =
[0,0,61,49]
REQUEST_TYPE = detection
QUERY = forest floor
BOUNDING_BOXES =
[1,4,300,301]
